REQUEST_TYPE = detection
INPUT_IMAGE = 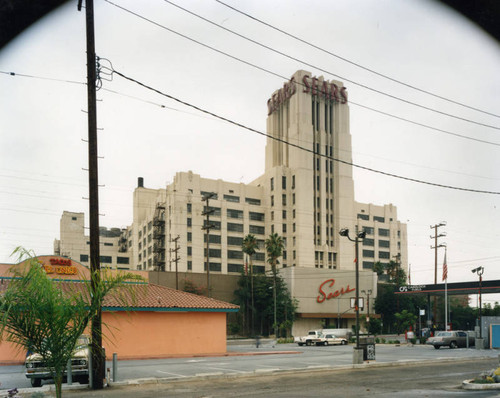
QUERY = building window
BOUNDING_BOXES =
[205,263,222,272]
[292,175,295,189]
[227,209,243,219]
[228,250,243,259]
[282,194,287,206]
[249,212,265,222]
[374,216,385,223]
[254,252,265,261]
[271,196,274,207]
[100,256,112,263]
[104,242,113,247]
[201,191,218,200]
[117,257,129,264]
[282,210,287,219]
[204,220,221,230]
[187,246,192,256]
[204,248,221,258]
[187,218,192,227]
[204,234,221,244]
[227,236,243,246]
[187,232,192,242]
[282,176,286,189]
[80,254,89,262]
[282,224,287,233]
[187,203,192,213]
[227,223,244,232]
[249,225,265,235]
[245,197,261,205]
[187,261,192,270]
[363,250,374,258]
[379,240,390,248]
[379,228,390,237]
[316,176,320,191]
[357,213,369,221]
[228,264,243,273]
[270,177,274,191]
[223,194,240,203]
[363,238,374,246]
[379,251,390,259]
[363,226,374,235]
[293,193,295,205]
[363,261,374,269]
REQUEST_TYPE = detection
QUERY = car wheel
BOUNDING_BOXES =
[341,340,347,345]
[298,343,304,346]
[324,341,328,346]
[450,341,457,349]
[433,345,440,349]
[31,378,42,388]
[306,340,312,346]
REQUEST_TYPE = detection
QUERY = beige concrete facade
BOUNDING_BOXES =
[54,71,407,332]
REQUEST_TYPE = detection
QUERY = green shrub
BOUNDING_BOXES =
[277,337,294,344]
[409,338,417,344]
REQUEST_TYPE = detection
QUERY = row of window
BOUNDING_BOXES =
[80,254,129,264]
[362,227,391,237]
[186,247,266,261]
[270,175,296,191]
[357,214,390,223]
[188,219,265,235]
[199,191,261,206]
[362,250,391,259]
[363,239,390,247]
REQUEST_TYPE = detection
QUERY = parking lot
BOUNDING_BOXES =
[1,341,498,391]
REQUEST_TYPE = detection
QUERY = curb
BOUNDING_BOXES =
[462,379,500,390]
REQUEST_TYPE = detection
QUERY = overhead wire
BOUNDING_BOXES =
[109,67,500,195]
[157,0,500,130]
[215,0,500,120]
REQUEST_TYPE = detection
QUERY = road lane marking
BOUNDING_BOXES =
[156,370,187,377]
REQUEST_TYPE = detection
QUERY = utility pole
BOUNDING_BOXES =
[430,222,446,329]
[79,0,103,389]
[201,193,216,297]
[170,235,180,290]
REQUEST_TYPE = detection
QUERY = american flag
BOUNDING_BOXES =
[442,251,448,281]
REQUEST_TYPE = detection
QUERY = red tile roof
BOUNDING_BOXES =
[0,279,239,312]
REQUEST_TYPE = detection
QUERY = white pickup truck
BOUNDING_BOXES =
[294,329,352,346]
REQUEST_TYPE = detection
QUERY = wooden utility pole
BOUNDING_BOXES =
[80,0,103,389]
[170,235,180,290]
[430,222,446,329]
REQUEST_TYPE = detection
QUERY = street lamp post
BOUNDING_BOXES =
[339,227,366,363]
[472,266,484,347]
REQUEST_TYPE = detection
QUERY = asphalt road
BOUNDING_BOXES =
[2,342,499,394]
[61,358,500,397]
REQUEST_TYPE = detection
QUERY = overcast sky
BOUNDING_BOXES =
[0,0,499,302]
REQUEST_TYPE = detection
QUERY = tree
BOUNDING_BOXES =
[233,272,297,337]
[265,233,284,337]
[394,310,417,334]
[242,234,258,336]
[0,248,142,398]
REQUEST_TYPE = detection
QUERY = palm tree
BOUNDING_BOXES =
[242,234,258,336]
[265,233,284,337]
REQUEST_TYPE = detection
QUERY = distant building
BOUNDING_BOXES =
[55,71,408,333]
[53,211,131,270]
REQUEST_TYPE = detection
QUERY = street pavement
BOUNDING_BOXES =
[1,339,499,396]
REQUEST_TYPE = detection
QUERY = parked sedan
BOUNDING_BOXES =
[313,334,348,346]
[426,331,475,349]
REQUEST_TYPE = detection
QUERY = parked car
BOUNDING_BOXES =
[25,335,90,387]
[294,329,352,346]
[313,333,348,346]
[426,331,475,349]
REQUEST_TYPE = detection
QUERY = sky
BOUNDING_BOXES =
[0,0,499,303]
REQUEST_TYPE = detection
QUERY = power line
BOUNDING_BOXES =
[3,63,500,147]
[215,0,500,120]
[110,67,500,196]
[157,0,500,130]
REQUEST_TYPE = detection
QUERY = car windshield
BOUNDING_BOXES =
[436,332,452,337]
[75,336,89,351]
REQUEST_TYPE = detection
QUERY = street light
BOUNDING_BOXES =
[339,227,366,359]
[472,266,484,340]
